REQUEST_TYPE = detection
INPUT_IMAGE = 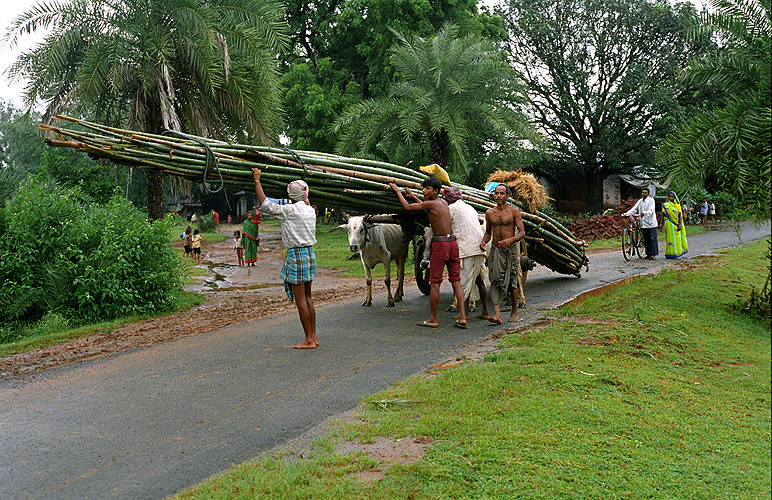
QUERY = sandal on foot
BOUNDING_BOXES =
[454,321,468,329]
[417,321,439,328]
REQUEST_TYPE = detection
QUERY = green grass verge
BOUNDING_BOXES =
[169,221,228,243]
[175,239,771,500]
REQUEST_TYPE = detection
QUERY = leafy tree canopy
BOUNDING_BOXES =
[5,0,290,219]
[658,0,771,223]
[333,24,540,181]
[281,0,500,152]
[0,101,47,173]
[500,0,713,213]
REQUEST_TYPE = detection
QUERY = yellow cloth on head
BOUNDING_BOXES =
[419,164,451,185]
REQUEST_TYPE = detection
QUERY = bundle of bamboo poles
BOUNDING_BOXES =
[40,116,588,276]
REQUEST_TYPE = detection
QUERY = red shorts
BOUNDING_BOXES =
[429,240,461,283]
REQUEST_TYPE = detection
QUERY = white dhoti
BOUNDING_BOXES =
[460,254,486,302]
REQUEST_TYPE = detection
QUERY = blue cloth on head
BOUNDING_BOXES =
[484,182,504,193]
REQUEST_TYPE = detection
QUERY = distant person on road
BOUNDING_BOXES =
[242,210,260,267]
[662,191,688,259]
[253,168,319,349]
[699,198,709,226]
[443,186,490,322]
[191,228,203,262]
[481,184,525,324]
[708,200,716,224]
[234,230,244,267]
[623,188,659,260]
[389,177,467,329]
[716,202,723,224]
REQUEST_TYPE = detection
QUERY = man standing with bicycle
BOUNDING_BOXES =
[623,188,659,260]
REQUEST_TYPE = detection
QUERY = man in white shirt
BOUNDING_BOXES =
[623,187,659,260]
[444,187,490,321]
[252,168,319,349]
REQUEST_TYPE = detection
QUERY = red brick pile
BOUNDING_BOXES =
[567,198,637,241]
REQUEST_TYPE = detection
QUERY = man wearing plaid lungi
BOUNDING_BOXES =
[252,168,319,349]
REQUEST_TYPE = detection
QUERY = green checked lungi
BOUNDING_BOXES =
[281,246,317,301]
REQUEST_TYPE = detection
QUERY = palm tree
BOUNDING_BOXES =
[5,0,289,219]
[333,25,538,180]
[659,0,771,307]
[658,0,771,222]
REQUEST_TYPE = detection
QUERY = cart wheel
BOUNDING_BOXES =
[414,240,431,295]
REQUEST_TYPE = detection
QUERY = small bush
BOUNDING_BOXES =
[0,178,183,335]
[198,212,216,233]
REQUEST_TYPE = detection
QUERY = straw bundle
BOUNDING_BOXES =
[486,169,549,213]
[41,116,588,276]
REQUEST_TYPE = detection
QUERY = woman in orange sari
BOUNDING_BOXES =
[662,191,688,259]
[242,210,260,266]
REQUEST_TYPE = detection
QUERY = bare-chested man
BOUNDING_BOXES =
[481,183,525,323]
[389,177,467,328]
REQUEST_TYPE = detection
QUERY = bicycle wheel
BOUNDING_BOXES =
[634,228,646,258]
[622,228,634,261]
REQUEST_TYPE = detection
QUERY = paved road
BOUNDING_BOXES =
[1,222,768,500]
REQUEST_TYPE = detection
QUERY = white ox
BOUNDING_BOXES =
[339,216,410,307]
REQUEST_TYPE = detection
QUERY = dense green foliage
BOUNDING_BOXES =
[0,179,183,339]
[0,101,47,173]
[281,0,497,155]
[658,0,771,224]
[334,25,538,180]
[500,0,712,213]
[5,0,290,219]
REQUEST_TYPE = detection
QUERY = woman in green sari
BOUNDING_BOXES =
[663,191,688,259]
[243,210,260,266]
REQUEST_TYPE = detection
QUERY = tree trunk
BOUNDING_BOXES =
[146,169,165,220]
[584,170,604,215]
[429,130,450,170]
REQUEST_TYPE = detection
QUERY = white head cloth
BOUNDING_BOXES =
[287,180,309,202]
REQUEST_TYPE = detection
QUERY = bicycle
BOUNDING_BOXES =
[621,215,645,261]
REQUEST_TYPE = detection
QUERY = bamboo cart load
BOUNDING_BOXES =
[40,116,589,276]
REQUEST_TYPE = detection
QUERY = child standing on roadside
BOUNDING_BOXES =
[191,228,203,262]
[234,230,244,266]
[183,226,193,258]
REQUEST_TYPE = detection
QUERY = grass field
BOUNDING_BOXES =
[175,239,771,500]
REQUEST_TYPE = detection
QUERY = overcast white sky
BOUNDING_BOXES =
[0,1,44,108]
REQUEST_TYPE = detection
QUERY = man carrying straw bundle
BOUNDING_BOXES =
[482,184,525,324]
[252,168,319,349]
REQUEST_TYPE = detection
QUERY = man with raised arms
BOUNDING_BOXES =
[389,177,468,328]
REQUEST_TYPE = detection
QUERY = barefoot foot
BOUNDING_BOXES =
[293,340,317,349]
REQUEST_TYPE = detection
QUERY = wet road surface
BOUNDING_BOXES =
[1,222,768,499]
